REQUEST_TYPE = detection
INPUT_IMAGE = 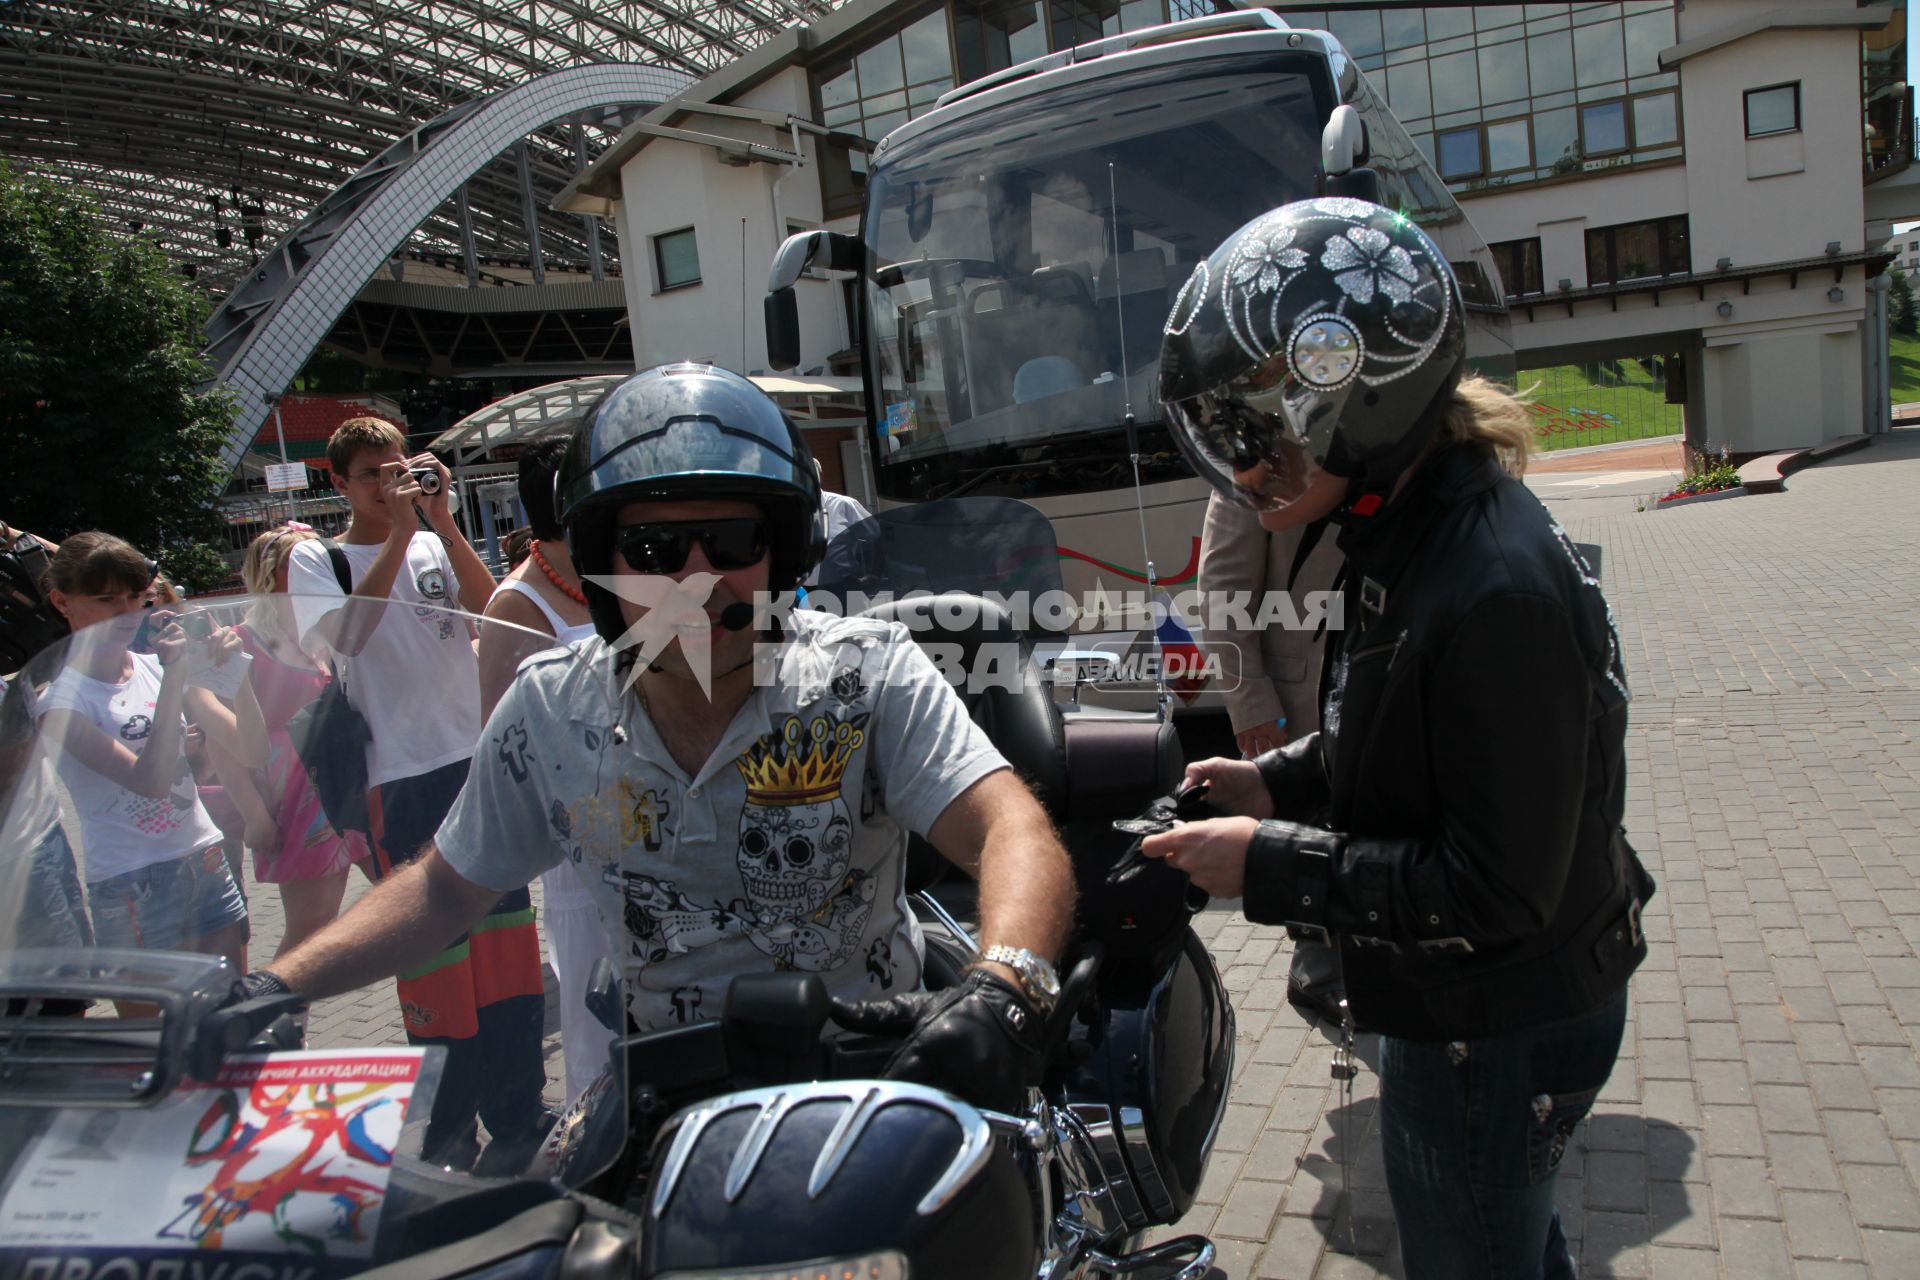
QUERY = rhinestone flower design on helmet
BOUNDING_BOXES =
[1163,197,1456,393]
[1159,197,1468,497]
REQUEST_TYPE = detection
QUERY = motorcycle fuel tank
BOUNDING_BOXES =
[640,1081,1036,1280]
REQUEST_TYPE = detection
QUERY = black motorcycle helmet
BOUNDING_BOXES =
[557,363,826,644]
[1159,197,1465,512]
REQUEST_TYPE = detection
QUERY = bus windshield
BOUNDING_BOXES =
[864,53,1327,501]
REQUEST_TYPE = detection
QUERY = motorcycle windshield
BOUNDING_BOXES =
[809,496,1066,623]
[0,592,626,1272]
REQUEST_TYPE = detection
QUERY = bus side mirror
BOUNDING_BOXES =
[765,230,863,371]
[766,289,802,372]
[1319,104,1380,202]
[1321,104,1369,176]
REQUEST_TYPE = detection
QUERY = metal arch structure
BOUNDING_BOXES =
[205,64,693,475]
[429,375,627,465]
[2,0,844,293]
[426,371,864,465]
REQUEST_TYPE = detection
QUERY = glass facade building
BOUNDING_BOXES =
[811,0,1220,211]
[1269,4,1682,190]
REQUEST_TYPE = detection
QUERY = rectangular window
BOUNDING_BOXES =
[1632,90,1679,147]
[954,0,1047,84]
[1584,215,1689,285]
[1478,37,1530,107]
[1486,117,1532,172]
[1429,48,1480,115]
[653,228,700,291]
[1489,237,1544,296]
[1745,82,1799,137]
[1437,126,1484,179]
[1580,98,1628,154]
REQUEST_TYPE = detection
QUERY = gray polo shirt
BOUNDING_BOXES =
[436,610,1006,1031]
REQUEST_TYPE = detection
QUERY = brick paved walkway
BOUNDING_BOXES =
[1153,429,1920,1277]
[272,430,1920,1275]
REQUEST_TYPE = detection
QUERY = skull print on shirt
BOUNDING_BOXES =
[732,710,874,970]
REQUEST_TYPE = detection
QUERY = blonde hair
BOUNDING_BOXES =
[242,525,318,637]
[1436,374,1535,478]
[326,416,407,479]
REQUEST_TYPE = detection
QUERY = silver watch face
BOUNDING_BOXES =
[987,946,1059,1004]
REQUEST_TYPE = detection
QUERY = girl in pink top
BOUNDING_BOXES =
[236,525,369,955]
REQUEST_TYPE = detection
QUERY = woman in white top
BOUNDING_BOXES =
[36,533,249,983]
[478,437,614,1104]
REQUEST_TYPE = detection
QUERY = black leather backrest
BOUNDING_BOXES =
[860,594,1069,892]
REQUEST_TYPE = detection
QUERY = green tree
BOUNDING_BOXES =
[1892,266,1917,337]
[0,162,236,592]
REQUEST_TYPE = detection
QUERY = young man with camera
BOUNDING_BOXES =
[285,415,547,1171]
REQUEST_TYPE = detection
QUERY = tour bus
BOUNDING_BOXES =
[767,9,1514,709]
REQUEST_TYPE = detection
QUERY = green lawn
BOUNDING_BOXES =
[1891,331,1920,403]
[1517,358,1685,451]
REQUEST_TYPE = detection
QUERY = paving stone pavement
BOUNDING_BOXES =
[273,430,1920,1275]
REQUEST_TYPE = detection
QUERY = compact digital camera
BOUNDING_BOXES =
[411,466,444,496]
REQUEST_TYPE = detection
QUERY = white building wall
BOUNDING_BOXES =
[1458,0,1881,454]
[616,67,855,374]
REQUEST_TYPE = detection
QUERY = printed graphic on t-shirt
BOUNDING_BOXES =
[108,697,197,836]
[730,709,875,971]
[415,565,448,601]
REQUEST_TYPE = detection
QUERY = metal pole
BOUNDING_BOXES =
[516,140,546,286]
[573,124,605,283]
[456,187,480,286]
[472,470,502,570]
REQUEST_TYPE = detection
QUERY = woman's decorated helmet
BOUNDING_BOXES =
[1158,197,1465,510]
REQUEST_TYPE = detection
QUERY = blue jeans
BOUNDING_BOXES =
[1379,988,1629,1280]
[89,844,249,952]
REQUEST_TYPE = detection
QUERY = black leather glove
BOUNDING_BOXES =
[829,970,1045,1113]
[241,969,302,1004]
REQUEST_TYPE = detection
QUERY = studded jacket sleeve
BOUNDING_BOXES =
[1253,733,1331,823]
[1241,593,1594,950]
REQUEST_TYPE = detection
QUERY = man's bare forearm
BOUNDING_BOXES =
[975,808,1076,964]
[269,848,498,999]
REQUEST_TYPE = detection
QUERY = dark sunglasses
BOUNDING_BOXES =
[614,518,769,574]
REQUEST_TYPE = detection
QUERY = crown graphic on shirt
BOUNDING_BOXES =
[735,717,864,806]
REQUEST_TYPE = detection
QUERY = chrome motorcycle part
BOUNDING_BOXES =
[913,890,982,955]
[0,948,236,1107]
[656,1250,907,1280]
[1064,933,1235,1231]
[1088,1235,1216,1279]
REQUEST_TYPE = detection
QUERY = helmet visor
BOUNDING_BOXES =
[1167,359,1353,512]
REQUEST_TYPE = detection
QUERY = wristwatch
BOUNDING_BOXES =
[979,945,1062,1015]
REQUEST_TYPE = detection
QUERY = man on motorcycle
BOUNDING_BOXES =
[253,364,1076,1114]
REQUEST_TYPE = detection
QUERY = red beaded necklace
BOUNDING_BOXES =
[529,539,588,606]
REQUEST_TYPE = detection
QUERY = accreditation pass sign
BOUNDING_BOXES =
[263,462,309,492]
[0,1049,424,1279]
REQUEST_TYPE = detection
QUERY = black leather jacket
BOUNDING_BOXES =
[1242,443,1653,1041]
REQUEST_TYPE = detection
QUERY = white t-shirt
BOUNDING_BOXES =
[287,533,483,789]
[435,610,1006,1032]
[36,654,224,883]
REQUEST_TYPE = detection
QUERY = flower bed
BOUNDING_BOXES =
[1658,454,1742,504]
